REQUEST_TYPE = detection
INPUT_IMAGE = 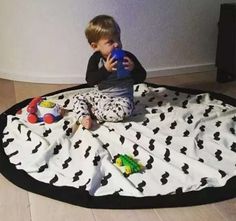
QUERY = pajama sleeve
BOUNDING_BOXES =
[125,51,147,84]
[86,52,111,86]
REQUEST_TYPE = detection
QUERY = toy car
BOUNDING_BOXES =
[115,154,143,175]
[26,97,62,124]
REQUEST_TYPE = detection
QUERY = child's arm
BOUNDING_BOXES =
[86,52,117,86]
[86,52,111,86]
[125,51,147,84]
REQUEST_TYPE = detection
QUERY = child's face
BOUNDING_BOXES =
[91,35,122,58]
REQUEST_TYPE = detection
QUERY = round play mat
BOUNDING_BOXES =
[0,83,236,208]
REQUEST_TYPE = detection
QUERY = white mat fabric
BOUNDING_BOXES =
[2,83,236,197]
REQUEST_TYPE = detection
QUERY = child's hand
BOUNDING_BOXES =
[123,56,135,72]
[104,54,117,72]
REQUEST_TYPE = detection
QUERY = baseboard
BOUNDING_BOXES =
[0,70,86,84]
[146,63,216,78]
[0,63,216,84]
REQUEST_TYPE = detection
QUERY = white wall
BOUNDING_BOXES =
[0,0,231,84]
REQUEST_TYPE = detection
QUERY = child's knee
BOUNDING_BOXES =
[104,104,133,122]
[119,105,133,118]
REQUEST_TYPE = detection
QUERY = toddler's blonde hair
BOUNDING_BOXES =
[85,15,120,44]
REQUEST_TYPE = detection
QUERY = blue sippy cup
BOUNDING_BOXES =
[111,48,130,79]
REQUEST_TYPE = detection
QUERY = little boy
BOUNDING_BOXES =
[73,15,146,129]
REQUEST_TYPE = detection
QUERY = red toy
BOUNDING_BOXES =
[27,97,63,124]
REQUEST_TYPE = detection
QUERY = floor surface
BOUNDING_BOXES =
[0,71,236,221]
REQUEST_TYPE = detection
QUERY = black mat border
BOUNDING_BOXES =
[0,82,236,209]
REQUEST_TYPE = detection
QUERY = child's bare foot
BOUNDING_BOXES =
[81,115,93,129]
